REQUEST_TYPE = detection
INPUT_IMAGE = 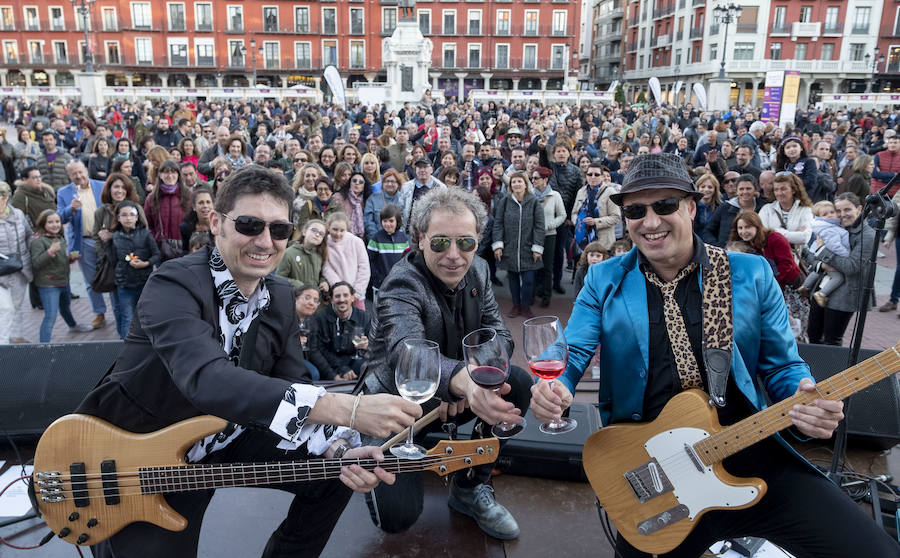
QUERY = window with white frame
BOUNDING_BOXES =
[263,41,279,68]
[772,5,785,29]
[821,43,834,60]
[468,43,480,67]
[75,5,93,31]
[523,44,536,69]
[0,8,12,30]
[551,44,564,69]
[350,7,364,34]
[294,7,308,33]
[496,10,510,35]
[3,40,16,62]
[710,43,717,60]
[27,40,42,63]
[105,41,120,64]
[794,43,807,60]
[442,10,455,34]
[496,43,509,68]
[525,11,538,36]
[552,11,566,35]
[295,41,311,68]
[263,6,278,32]
[228,40,244,65]
[102,7,117,31]
[799,6,811,23]
[350,40,364,68]
[323,7,336,34]
[383,7,397,34]
[770,42,781,60]
[167,38,187,65]
[896,7,900,36]
[733,42,753,60]
[443,43,456,67]
[23,6,38,30]
[467,10,481,35]
[418,10,430,34]
[52,40,67,63]
[168,3,185,30]
[131,2,152,28]
[824,7,839,33]
[135,37,153,64]
[195,38,214,65]
[195,3,212,30]
[227,5,243,31]
[853,7,870,33]
[323,40,337,66]
[49,7,64,30]
[675,49,682,66]
[849,43,865,61]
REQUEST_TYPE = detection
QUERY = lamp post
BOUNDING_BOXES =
[242,38,258,86]
[71,0,95,72]
[864,47,885,93]
[712,3,742,80]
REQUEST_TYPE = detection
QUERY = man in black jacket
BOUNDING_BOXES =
[77,166,420,558]
[548,141,584,294]
[362,187,531,541]
[309,282,369,380]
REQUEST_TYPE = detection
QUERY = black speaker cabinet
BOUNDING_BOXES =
[797,343,900,450]
[0,341,122,438]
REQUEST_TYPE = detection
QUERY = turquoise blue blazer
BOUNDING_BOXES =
[560,247,812,428]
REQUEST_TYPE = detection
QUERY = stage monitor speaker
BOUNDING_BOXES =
[0,341,122,439]
[797,343,900,450]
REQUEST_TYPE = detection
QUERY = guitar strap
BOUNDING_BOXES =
[700,245,733,408]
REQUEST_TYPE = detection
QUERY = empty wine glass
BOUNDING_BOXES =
[462,328,524,438]
[391,339,441,459]
[523,316,576,435]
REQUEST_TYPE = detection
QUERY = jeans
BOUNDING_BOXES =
[37,286,77,343]
[552,223,571,288]
[115,286,142,339]
[77,237,108,315]
[535,234,556,300]
[891,237,900,303]
[507,269,535,308]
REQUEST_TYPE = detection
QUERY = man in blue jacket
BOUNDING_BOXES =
[530,153,900,558]
[56,160,107,329]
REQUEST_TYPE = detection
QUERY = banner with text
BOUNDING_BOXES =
[761,70,785,124]
[779,71,801,128]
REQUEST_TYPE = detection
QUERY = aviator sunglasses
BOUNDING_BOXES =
[621,196,687,220]
[429,235,478,253]
[221,212,294,240]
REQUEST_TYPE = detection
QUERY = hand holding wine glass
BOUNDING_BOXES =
[391,339,441,459]
[351,325,367,358]
[462,328,524,438]
[523,316,576,435]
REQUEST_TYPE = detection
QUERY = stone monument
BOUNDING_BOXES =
[381,1,433,109]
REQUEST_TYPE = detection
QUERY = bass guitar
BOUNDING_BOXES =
[582,342,900,555]
[31,414,499,546]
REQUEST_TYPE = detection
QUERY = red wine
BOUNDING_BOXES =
[469,366,508,389]
[529,360,566,380]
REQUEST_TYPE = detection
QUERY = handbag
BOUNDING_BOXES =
[0,222,23,277]
[90,243,116,293]
[154,207,185,262]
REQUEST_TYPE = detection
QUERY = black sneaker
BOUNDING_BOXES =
[553,285,566,295]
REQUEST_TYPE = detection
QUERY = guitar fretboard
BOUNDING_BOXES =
[693,343,900,466]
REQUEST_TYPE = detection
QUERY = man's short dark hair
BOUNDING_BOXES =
[20,166,39,180]
[214,164,293,217]
[736,145,752,155]
[380,203,402,226]
[330,281,355,297]
[179,161,197,171]
[511,146,526,155]
[264,160,284,170]
[737,173,758,188]
[41,130,56,139]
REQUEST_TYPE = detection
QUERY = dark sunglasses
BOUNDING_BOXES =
[221,212,294,240]
[723,178,737,183]
[350,178,365,184]
[586,172,603,177]
[429,235,477,253]
[621,196,686,220]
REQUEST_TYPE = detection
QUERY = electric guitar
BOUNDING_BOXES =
[31,414,499,546]
[582,342,900,555]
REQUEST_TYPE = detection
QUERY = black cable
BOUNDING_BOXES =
[595,500,625,558]
[0,426,27,479]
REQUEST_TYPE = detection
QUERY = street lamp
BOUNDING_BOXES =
[242,38,258,86]
[864,47,885,93]
[712,3,742,80]
[71,0,95,72]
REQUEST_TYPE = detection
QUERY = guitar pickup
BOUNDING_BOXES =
[101,460,120,506]
[637,504,689,536]
[69,463,88,508]
[624,458,674,503]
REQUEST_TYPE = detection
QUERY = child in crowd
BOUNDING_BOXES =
[574,240,607,295]
[111,200,160,339]
[367,204,409,300]
[277,219,330,294]
[293,284,321,381]
[801,200,849,307]
[28,209,93,342]
[188,231,213,253]
[610,238,632,258]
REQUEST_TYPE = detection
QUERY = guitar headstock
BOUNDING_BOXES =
[424,438,500,476]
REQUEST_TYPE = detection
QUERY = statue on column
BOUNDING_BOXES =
[399,0,415,21]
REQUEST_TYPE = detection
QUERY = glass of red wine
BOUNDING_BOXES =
[462,328,524,438]
[523,315,576,435]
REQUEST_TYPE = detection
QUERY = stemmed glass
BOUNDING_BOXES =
[462,328,524,438]
[523,316,577,435]
[351,325,366,359]
[391,339,441,459]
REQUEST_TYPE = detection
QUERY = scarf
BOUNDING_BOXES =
[159,182,178,195]
[533,184,549,203]
[347,190,364,238]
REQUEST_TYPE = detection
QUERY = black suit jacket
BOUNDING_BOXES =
[77,248,309,434]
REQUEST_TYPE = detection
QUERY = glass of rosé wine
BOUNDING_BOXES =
[523,316,576,435]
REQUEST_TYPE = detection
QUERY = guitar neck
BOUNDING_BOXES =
[140,456,434,494]
[694,344,900,467]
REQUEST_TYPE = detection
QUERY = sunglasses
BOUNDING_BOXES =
[621,196,687,220]
[429,235,478,253]
[350,178,365,184]
[586,172,603,177]
[221,212,294,240]
[775,171,793,177]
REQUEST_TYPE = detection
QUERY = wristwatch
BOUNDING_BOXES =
[332,440,351,459]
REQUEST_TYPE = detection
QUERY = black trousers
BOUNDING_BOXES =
[553,224,571,288]
[612,439,900,558]
[807,297,854,346]
[363,365,533,533]
[535,234,556,300]
[91,429,353,558]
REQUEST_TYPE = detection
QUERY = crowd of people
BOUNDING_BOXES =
[0,93,898,558]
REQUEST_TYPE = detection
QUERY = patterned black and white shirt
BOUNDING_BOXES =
[187,247,359,462]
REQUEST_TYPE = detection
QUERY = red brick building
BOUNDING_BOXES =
[0,0,579,99]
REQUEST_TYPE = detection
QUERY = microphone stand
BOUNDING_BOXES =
[828,175,900,481]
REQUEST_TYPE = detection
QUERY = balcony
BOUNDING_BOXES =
[771,22,789,34]
[689,26,703,38]
[197,56,215,67]
[792,21,821,38]
[692,0,704,6]
[887,61,900,73]
[725,59,871,75]
[626,41,638,52]
[226,23,244,33]
[467,24,482,35]
[169,19,186,32]
[735,23,757,33]
[653,3,675,19]
[167,55,189,66]
[709,23,719,35]
[823,23,841,35]
[196,22,213,32]
[295,58,313,70]
[655,33,671,47]
[29,54,43,64]
[850,24,869,35]
[228,57,246,68]
[627,16,639,27]
[675,29,683,40]
[495,26,510,36]
[265,58,281,69]
[50,19,67,31]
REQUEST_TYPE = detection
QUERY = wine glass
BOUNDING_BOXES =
[391,339,441,459]
[351,325,366,359]
[523,316,577,435]
[298,318,310,353]
[462,328,524,438]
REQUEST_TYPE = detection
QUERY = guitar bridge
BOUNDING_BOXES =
[624,458,674,503]
[637,504,689,535]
